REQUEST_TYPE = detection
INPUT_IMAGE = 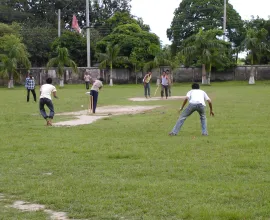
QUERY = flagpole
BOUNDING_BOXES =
[86,0,91,67]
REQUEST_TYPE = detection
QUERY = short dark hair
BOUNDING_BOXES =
[99,77,104,82]
[192,83,200,89]
[46,78,52,84]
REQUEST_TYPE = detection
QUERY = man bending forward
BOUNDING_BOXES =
[169,83,214,136]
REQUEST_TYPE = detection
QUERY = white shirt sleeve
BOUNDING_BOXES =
[186,91,191,99]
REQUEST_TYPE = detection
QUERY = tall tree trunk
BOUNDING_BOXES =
[249,66,255,84]
[207,63,212,85]
[59,75,64,87]
[202,64,207,84]
[109,63,113,86]
[8,73,14,88]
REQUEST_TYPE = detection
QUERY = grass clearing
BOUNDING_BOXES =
[0,82,270,219]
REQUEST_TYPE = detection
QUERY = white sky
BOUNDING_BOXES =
[130,0,270,45]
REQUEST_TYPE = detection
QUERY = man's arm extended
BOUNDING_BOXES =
[53,91,58,99]
[207,100,214,116]
[179,98,188,111]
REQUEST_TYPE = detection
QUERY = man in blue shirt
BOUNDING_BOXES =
[25,73,37,102]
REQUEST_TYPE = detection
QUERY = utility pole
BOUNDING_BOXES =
[58,9,61,37]
[223,0,227,41]
[86,0,91,67]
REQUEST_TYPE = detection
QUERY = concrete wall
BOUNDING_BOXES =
[1,65,270,86]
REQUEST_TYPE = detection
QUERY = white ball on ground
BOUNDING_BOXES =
[81,105,84,107]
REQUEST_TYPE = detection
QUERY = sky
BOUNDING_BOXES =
[130,0,270,45]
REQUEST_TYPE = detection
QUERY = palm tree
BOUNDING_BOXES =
[46,47,77,87]
[181,29,228,84]
[242,28,269,84]
[97,43,126,86]
[0,34,31,88]
[129,51,145,84]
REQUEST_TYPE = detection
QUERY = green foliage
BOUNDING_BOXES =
[0,34,31,80]
[244,17,270,64]
[97,43,128,69]
[51,31,87,67]
[180,29,230,76]
[20,26,58,67]
[46,47,77,77]
[0,22,19,37]
[97,13,160,70]
[167,0,244,53]
[242,28,269,65]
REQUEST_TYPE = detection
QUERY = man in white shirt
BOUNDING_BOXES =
[39,78,58,126]
[169,83,214,136]
[160,71,169,99]
[84,72,91,90]
[90,78,103,113]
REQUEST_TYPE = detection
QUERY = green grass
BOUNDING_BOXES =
[0,82,270,219]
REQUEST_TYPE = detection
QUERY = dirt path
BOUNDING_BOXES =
[54,105,161,127]
[128,96,185,101]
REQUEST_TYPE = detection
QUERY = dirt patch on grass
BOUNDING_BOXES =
[53,105,161,127]
[10,201,70,220]
[128,96,186,101]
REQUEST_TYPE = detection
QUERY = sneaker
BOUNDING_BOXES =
[202,134,208,136]
[168,132,176,136]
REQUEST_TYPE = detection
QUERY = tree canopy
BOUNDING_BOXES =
[167,0,244,53]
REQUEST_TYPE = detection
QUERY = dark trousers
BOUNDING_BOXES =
[144,83,150,97]
[39,98,55,119]
[85,81,90,90]
[161,85,168,98]
[27,89,36,102]
[90,90,99,113]
[168,85,171,96]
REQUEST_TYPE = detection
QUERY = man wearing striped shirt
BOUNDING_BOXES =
[25,73,37,102]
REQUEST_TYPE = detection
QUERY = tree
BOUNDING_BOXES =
[20,26,58,67]
[244,17,270,64]
[0,22,18,37]
[167,0,244,57]
[46,47,78,87]
[0,0,132,31]
[0,34,31,88]
[51,31,87,67]
[180,29,229,84]
[97,43,126,86]
[96,13,160,71]
[242,28,269,84]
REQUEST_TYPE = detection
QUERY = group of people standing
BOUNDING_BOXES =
[143,69,172,99]
[142,70,214,136]
[25,70,214,136]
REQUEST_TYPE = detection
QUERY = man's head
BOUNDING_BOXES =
[148,71,152,75]
[29,73,33,79]
[46,78,53,84]
[99,77,104,82]
[162,71,166,76]
[192,83,200,89]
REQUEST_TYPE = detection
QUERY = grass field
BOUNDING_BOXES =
[0,81,270,220]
